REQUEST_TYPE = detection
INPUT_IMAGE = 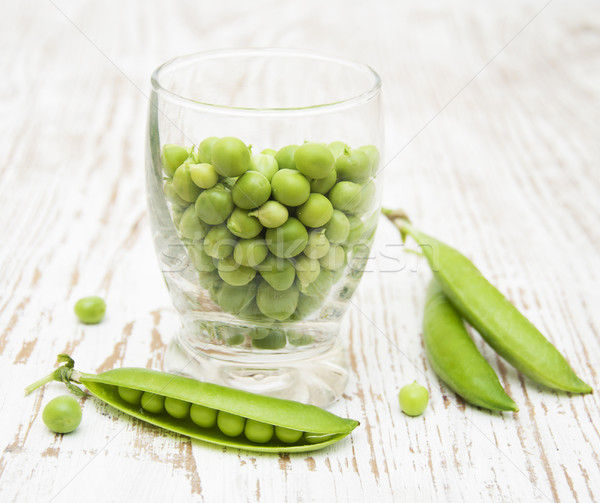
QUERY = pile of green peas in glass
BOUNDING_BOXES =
[162,136,380,327]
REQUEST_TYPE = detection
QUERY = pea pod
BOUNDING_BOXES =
[424,280,518,411]
[384,209,592,394]
[25,355,359,453]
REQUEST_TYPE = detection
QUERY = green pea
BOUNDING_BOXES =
[161,144,189,177]
[293,294,322,319]
[189,163,219,189]
[248,201,289,228]
[398,382,429,416]
[356,144,380,176]
[232,171,271,209]
[74,296,106,324]
[294,142,335,179]
[310,169,337,195]
[217,256,256,286]
[286,327,315,345]
[217,411,246,437]
[244,419,274,443]
[211,137,251,177]
[335,149,371,183]
[328,181,362,213]
[346,215,365,245]
[324,210,350,244]
[304,433,336,444]
[355,180,377,214]
[248,154,279,181]
[233,238,268,267]
[190,404,218,428]
[171,206,185,228]
[275,426,303,444]
[198,271,222,294]
[257,255,296,291]
[204,225,236,259]
[188,244,217,272]
[223,331,245,346]
[319,244,346,270]
[294,255,320,286]
[195,185,234,225]
[251,330,287,350]
[239,299,262,320]
[118,387,146,407]
[141,392,165,414]
[227,208,263,239]
[118,386,143,405]
[165,397,191,419]
[297,193,334,228]
[328,141,349,159]
[297,269,334,298]
[178,205,209,240]
[42,395,82,434]
[265,217,308,258]
[173,162,202,203]
[217,282,257,313]
[197,137,219,164]
[164,180,190,207]
[274,144,298,170]
[271,169,310,207]
[256,282,299,320]
[260,148,277,157]
[304,230,330,260]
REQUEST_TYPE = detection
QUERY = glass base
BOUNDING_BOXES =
[165,333,349,408]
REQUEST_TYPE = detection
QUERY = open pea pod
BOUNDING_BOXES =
[25,355,359,453]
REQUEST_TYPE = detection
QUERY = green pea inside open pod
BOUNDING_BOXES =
[25,355,359,453]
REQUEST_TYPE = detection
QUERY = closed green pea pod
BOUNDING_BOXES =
[384,210,592,394]
[423,280,518,412]
[25,355,359,453]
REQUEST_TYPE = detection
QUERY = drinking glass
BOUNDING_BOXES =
[146,49,383,406]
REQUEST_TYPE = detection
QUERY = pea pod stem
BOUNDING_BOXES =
[383,208,592,394]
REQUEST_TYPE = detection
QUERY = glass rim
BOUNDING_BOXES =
[150,48,382,116]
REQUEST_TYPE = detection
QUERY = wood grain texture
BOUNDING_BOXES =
[1,0,599,501]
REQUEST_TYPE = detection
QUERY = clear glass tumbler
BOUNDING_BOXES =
[146,49,383,406]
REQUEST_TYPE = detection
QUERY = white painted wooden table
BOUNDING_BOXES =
[2,0,599,501]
